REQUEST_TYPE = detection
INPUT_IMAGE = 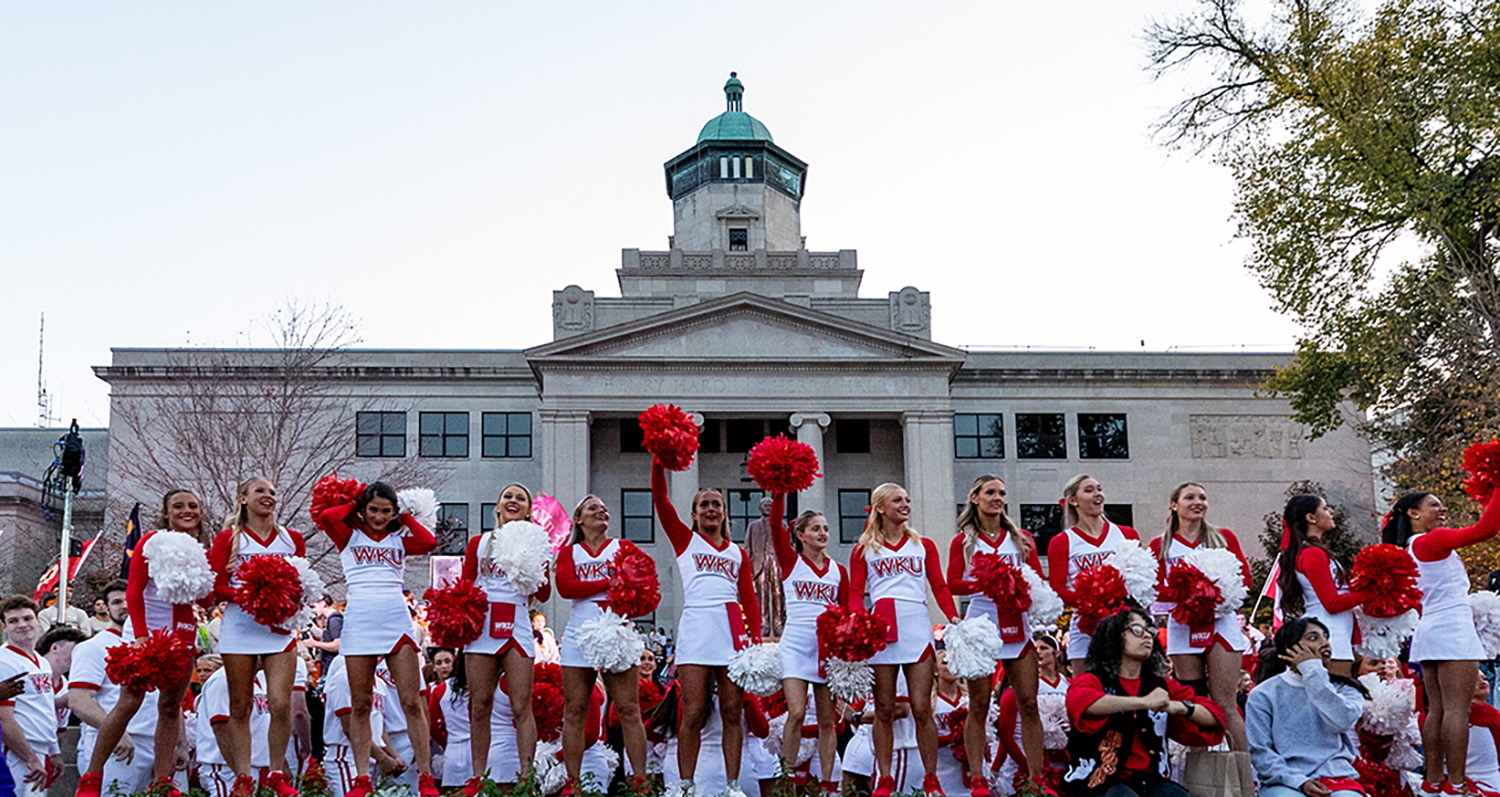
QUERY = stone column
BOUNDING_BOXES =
[788,412,832,512]
[902,410,957,619]
[538,409,591,626]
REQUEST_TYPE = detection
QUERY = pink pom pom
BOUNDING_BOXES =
[638,404,700,471]
[1464,440,1500,504]
[747,436,821,494]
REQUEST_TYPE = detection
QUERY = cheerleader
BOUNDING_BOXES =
[656,680,772,796]
[1382,488,1500,794]
[931,652,969,796]
[1279,495,1370,679]
[314,481,439,797]
[993,633,1069,794]
[555,495,651,794]
[1047,474,1141,671]
[947,475,1044,796]
[768,492,847,795]
[462,483,551,785]
[650,458,763,797]
[847,482,959,797]
[78,489,208,797]
[207,476,306,797]
[1148,482,1253,751]
[323,656,405,797]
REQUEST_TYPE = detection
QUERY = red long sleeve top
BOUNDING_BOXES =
[768,493,850,603]
[314,501,438,556]
[1046,525,1141,605]
[1296,547,1372,614]
[945,531,1044,596]
[554,538,645,600]
[1066,672,1225,776]
[1147,530,1254,592]
[1412,491,1500,562]
[208,527,307,603]
[125,531,214,637]
[845,536,959,619]
[650,459,762,640]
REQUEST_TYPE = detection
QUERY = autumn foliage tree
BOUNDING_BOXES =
[1148,0,1500,527]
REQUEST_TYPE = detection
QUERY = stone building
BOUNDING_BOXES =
[0,427,109,597]
[95,74,1374,630]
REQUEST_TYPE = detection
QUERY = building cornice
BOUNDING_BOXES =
[953,367,1275,384]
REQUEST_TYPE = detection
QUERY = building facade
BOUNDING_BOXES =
[95,75,1375,630]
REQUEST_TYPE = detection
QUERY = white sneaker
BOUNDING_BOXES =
[723,785,748,797]
[667,779,695,797]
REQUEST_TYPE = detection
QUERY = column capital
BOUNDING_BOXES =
[788,412,831,429]
[900,409,953,425]
[538,408,592,423]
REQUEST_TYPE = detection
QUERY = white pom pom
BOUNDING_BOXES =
[141,531,215,604]
[535,740,566,794]
[1182,548,1248,616]
[491,521,553,596]
[943,617,1002,681]
[1389,715,1423,770]
[1038,692,1070,750]
[1354,608,1419,659]
[1106,541,1158,608]
[1360,675,1416,736]
[1021,565,1064,628]
[825,658,874,702]
[728,642,783,696]
[986,691,999,748]
[1473,591,1500,658]
[575,610,645,673]
[277,555,325,632]
[600,745,620,783]
[764,714,818,766]
[397,487,438,531]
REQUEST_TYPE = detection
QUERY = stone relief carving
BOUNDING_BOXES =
[1189,415,1306,459]
[552,285,595,332]
[889,287,931,334]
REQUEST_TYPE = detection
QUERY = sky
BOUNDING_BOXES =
[1,1,1310,428]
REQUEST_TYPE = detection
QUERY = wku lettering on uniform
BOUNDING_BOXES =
[254,694,270,713]
[478,561,504,577]
[28,674,51,693]
[238,552,289,567]
[1074,552,1110,571]
[350,546,404,567]
[691,553,739,579]
[870,557,924,578]
[791,581,838,604]
[575,561,611,581]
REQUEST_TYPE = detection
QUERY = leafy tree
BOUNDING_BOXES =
[1247,480,1363,621]
[1147,0,1500,521]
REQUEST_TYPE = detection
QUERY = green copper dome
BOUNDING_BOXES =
[696,72,773,143]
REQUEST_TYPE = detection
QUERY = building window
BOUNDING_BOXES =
[727,489,764,544]
[356,411,406,458]
[1105,504,1134,528]
[744,156,754,178]
[419,412,469,458]
[839,489,870,544]
[621,419,646,453]
[1016,413,1066,459]
[621,489,655,544]
[732,157,742,179]
[698,418,722,453]
[480,502,496,533]
[436,503,469,555]
[836,419,871,454]
[720,156,729,178]
[481,412,532,458]
[726,419,767,453]
[1020,503,1065,553]
[729,228,748,251]
[1078,413,1129,459]
[954,413,1004,459]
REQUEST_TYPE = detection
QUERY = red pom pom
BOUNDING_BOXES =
[1464,440,1500,504]
[1352,756,1406,797]
[534,661,563,690]
[607,546,662,618]
[939,707,969,763]
[1350,543,1423,618]
[422,578,487,649]
[233,555,304,628]
[816,606,889,662]
[762,689,788,718]
[970,553,1032,612]
[310,473,366,532]
[746,436,821,494]
[638,404,700,472]
[1164,561,1223,630]
[610,678,665,729]
[1071,564,1129,636]
[105,631,195,693]
[532,680,565,743]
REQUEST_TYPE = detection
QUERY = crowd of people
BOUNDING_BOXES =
[0,457,1495,797]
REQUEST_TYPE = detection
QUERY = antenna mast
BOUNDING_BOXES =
[37,313,52,428]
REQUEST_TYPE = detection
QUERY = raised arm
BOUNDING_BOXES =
[737,546,763,642]
[769,493,797,576]
[1299,660,1365,731]
[399,513,438,556]
[314,502,359,551]
[923,538,960,621]
[946,535,974,596]
[1297,547,1372,613]
[1047,533,1077,604]
[651,459,694,555]
[1412,489,1500,561]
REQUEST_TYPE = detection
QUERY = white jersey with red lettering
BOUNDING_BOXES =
[133,531,201,641]
[859,538,934,606]
[376,659,421,791]
[340,528,419,656]
[780,554,847,683]
[960,533,1038,658]
[465,531,535,658]
[558,538,621,669]
[0,644,59,757]
[675,532,753,667]
[219,527,304,656]
[324,658,389,795]
[195,667,271,767]
[1061,522,1132,659]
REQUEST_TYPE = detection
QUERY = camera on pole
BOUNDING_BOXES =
[58,419,85,493]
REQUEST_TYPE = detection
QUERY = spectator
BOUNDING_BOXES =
[431,649,455,683]
[85,599,113,637]
[532,613,560,666]
[0,595,62,796]
[303,594,343,677]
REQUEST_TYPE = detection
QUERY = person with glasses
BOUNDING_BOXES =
[1063,607,1223,797]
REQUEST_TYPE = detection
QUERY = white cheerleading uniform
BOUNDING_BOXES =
[484,678,519,783]
[196,667,271,795]
[1295,548,1360,661]
[323,658,389,797]
[950,531,1042,661]
[69,628,164,795]
[338,529,423,656]
[1048,522,1137,661]
[931,690,969,795]
[675,532,756,667]
[0,643,59,797]
[209,526,307,656]
[376,660,421,790]
[431,679,472,786]
[1152,532,1250,655]
[1468,702,1500,794]
[849,536,957,666]
[780,554,848,683]
[129,530,201,643]
[462,530,545,659]
[842,674,919,783]
[1409,534,1486,662]
[661,694,771,797]
[556,538,628,670]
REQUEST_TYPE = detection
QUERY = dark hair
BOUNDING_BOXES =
[449,650,469,698]
[355,482,400,529]
[1034,631,1060,652]
[37,625,86,654]
[1381,492,1435,547]
[1277,495,1327,614]
[0,595,39,618]
[1084,605,1165,680]
[99,580,128,603]
[1254,616,1369,697]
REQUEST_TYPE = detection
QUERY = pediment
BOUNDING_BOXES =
[526,292,965,366]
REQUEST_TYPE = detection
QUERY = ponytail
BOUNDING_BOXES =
[1381,493,1433,547]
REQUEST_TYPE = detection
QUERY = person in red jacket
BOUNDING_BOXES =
[1064,607,1224,796]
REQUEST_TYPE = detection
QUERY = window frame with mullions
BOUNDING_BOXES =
[838,488,871,544]
[620,488,655,544]
[481,412,533,459]
[1015,412,1067,460]
[954,413,1005,459]
[1078,413,1129,460]
[356,411,406,458]
[419,411,470,459]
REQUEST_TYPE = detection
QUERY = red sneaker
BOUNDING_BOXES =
[969,775,993,797]
[230,774,258,797]
[265,770,298,797]
[348,774,375,797]
[420,772,442,797]
[77,772,103,797]
[873,775,897,797]
[464,776,486,796]
[821,780,840,794]
[149,777,185,797]
[924,772,947,797]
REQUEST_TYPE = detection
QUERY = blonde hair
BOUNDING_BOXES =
[1061,473,1096,530]
[955,475,1029,569]
[569,493,605,546]
[484,483,534,563]
[1157,482,1226,562]
[225,476,284,565]
[858,483,921,549]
